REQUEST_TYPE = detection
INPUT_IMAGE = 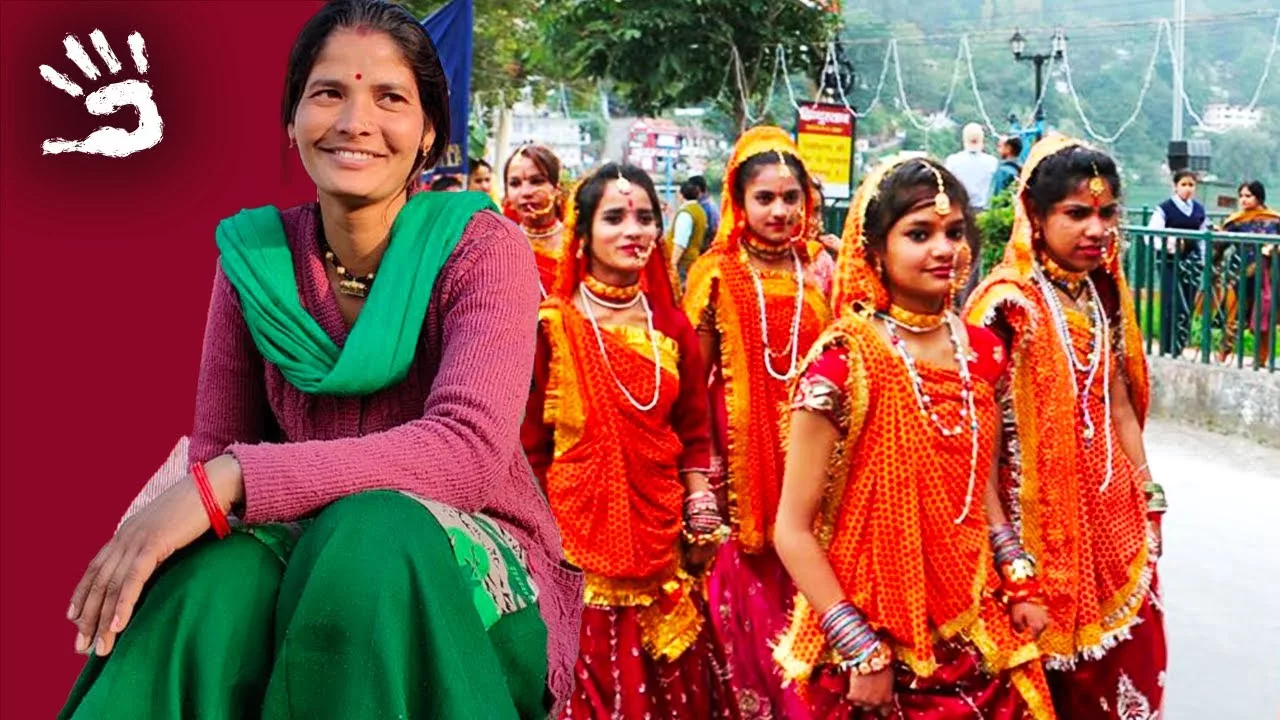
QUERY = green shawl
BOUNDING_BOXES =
[215,191,496,396]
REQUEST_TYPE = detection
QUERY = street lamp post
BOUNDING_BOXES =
[1009,28,1066,124]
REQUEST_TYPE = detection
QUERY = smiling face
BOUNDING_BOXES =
[587,179,660,282]
[877,201,969,309]
[505,153,558,225]
[1037,179,1120,274]
[288,29,432,206]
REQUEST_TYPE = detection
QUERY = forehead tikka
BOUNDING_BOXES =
[613,167,634,209]
[1088,161,1106,207]
[927,162,951,216]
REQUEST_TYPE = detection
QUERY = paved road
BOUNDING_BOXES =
[1147,419,1280,718]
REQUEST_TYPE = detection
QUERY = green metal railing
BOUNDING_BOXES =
[1124,205,1232,227]
[1123,227,1277,373]
[817,203,1278,373]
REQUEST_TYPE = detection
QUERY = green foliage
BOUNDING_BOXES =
[838,0,1280,201]
[976,186,1015,272]
[1212,129,1280,188]
[537,0,837,128]
[401,0,544,101]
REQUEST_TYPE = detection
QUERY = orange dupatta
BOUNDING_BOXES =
[534,172,703,660]
[964,134,1153,666]
[772,159,1048,720]
[683,127,831,553]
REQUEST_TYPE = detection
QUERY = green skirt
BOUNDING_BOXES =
[60,491,549,719]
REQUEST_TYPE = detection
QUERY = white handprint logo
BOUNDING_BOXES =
[39,30,163,157]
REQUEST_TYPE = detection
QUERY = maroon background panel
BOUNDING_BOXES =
[0,2,323,714]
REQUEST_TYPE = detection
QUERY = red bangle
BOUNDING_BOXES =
[191,462,231,539]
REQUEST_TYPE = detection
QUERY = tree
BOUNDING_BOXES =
[539,0,838,130]
[1212,129,1280,187]
[402,0,543,102]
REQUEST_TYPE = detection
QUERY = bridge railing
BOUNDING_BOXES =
[819,204,1278,373]
[1124,205,1232,227]
[1122,226,1277,373]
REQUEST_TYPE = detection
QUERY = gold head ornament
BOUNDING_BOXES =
[928,162,952,216]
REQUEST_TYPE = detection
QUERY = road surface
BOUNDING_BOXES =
[1148,419,1280,718]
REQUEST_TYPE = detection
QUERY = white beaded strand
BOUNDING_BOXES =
[579,284,663,412]
[745,247,805,381]
[1035,266,1115,492]
[883,313,981,524]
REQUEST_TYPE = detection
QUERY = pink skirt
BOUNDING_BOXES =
[706,539,813,719]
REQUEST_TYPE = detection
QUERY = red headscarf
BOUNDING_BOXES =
[549,167,679,314]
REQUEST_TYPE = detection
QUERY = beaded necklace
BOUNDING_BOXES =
[579,284,662,412]
[743,246,805,381]
[882,313,981,524]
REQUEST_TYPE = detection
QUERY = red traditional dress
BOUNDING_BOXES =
[773,155,1053,720]
[965,135,1167,720]
[533,243,562,299]
[683,127,831,720]
[523,191,737,720]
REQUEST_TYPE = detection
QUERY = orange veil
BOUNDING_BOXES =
[963,133,1153,665]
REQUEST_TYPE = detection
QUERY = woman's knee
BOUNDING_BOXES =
[138,532,283,624]
[285,491,444,599]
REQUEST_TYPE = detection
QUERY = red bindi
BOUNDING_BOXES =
[354,73,362,81]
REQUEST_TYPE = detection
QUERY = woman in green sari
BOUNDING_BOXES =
[59,2,583,717]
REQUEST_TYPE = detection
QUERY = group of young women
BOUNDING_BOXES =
[56,3,1167,719]
[501,127,1167,720]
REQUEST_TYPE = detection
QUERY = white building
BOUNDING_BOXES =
[506,98,588,172]
[1200,104,1263,133]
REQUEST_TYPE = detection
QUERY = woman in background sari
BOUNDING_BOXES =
[684,127,831,719]
[523,163,737,719]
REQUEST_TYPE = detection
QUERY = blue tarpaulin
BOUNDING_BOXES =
[421,0,472,175]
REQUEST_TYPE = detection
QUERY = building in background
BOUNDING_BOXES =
[509,100,588,171]
[624,118,720,177]
[1200,104,1264,133]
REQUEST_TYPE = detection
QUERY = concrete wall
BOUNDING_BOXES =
[1147,356,1280,448]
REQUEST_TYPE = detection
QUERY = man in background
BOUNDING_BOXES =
[668,179,708,292]
[688,175,720,253]
[427,175,463,192]
[990,135,1023,198]
[945,123,999,211]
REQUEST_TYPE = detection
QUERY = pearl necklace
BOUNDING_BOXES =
[523,221,563,241]
[883,313,980,524]
[1034,266,1115,492]
[744,247,805,381]
[579,284,662,412]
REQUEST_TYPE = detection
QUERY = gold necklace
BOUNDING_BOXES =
[320,239,375,299]
[522,221,563,241]
[582,274,640,304]
[887,304,946,332]
[1039,252,1087,298]
[742,233,792,260]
